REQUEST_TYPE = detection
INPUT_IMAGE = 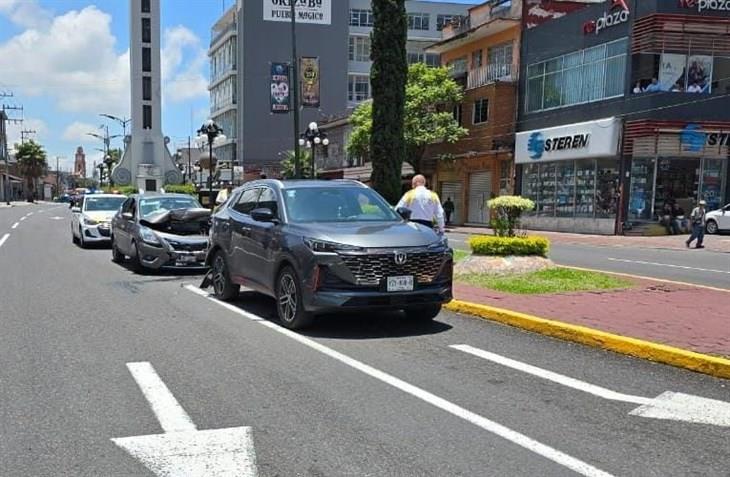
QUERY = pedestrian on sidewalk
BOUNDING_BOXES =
[396,174,445,234]
[443,197,455,226]
[686,200,707,249]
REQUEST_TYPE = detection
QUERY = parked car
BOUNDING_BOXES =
[706,203,730,234]
[71,194,127,247]
[110,193,211,272]
[207,180,453,329]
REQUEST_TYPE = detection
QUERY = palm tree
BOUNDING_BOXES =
[15,140,48,203]
[281,149,312,179]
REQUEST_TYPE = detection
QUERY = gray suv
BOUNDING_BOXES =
[207,180,453,329]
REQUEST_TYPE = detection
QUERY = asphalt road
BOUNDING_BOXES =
[1,204,729,476]
[448,232,730,289]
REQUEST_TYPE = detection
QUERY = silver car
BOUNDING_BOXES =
[110,193,211,272]
[71,194,127,248]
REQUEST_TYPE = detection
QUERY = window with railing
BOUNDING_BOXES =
[632,52,730,95]
[526,38,628,113]
[448,57,468,76]
[472,50,483,69]
[349,36,370,62]
[488,41,513,72]
[408,13,430,31]
[349,9,373,27]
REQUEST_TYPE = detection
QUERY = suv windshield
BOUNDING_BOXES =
[283,187,400,223]
[139,197,202,218]
[84,196,126,212]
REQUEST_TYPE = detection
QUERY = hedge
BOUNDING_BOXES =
[468,235,549,257]
[163,184,197,196]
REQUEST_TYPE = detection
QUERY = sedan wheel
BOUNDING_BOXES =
[706,219,719,235]
[212,252,239,301]
[78,227,87,249]
[111,236,125,263]
[276,266,313,330]
[131,241,146,273]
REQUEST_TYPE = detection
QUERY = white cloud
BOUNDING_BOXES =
[62,121,101,143]
[162,26,209,103]
[7,118,48,149]
[0,0,52,30]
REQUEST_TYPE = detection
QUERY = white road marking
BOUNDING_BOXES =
[27,212,33,216]
[125,362,196,433]
[49,216,65,221]
[607,258,730,275]
[0,233,9,248]
[185,285,614,477]
[11,222,19,229]
[19,216,27,221]
[113,362,258,476]
[452,344,730,428]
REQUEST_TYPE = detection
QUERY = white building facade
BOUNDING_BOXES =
[208,6,238,167]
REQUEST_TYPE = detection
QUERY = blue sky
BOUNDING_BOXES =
[0,0,476,173]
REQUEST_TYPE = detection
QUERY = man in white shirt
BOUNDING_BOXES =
[396,175,446,234]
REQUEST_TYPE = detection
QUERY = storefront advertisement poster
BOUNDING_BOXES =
[659,53,687,91]
[300,57,320,108]
[263,0,332,25]
[687,55,713,93]
[270,63,291,114]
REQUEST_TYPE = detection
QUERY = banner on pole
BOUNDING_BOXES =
[270,63,291,113]
[300,57,320,108]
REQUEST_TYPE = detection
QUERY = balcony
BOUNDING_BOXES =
[467,63,517,89]
[210,20,237,49]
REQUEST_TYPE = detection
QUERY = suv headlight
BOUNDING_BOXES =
[428,236,449,250]
[83,215,99,226]
[139,226,161,246]
[304,238,363,253]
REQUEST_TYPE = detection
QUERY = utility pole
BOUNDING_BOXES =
[290,0,301,179]
[1,99,23,205]
[56,156,60,198]
[20,129,36,144]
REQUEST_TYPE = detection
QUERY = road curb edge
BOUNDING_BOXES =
[445,299,730,380]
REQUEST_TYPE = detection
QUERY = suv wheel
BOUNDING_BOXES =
[111,236,125,263]
[276,266,313,330]
[706,219,719,235]
[212,252,239,300]
[404,304,442,321]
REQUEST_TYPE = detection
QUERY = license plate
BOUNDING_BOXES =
[387,276,414,292]
[177,255,197,263]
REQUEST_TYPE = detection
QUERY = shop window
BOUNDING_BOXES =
[628,158,656,221]
[596,159,620,218]
[575,159,596,217]
[556,161,575,217]
[526,38,627,113]
[473,99,488,125]
[521,164,540,215]
[499,162,512,196]
[538,163,556,216]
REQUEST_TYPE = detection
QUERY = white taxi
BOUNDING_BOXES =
[71,194,127,247]
[706,203,730,234]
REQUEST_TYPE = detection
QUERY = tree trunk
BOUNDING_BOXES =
[370,0,407,204]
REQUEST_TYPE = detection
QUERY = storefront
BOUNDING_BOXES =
[516,117,622,234]
[624,120,730,225]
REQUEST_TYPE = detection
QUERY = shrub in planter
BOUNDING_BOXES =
[469,235,549,257]
[487,195,535,237]
[163,183,197,196]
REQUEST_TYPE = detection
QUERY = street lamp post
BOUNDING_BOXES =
[196,119,226,209]
[100,114,131,151]
[97,163,105,189]
[298,122,329,179]
[104,154,115,188]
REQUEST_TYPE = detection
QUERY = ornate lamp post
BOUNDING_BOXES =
[196,119,226,209]
[104,154,115,188]
[97,163,105,189]
[298,122,329,179]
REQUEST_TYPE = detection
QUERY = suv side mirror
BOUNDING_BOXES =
[71,207,81,213]
[251,208,275,222]
[122,212,134,220]
[396,207,412,220]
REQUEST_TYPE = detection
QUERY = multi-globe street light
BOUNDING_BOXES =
[298,122,329,179]
[196,119,226,209]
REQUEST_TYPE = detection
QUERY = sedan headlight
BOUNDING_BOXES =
[139,226,161,246]
[303,238,363,253]
[83,215,99,226]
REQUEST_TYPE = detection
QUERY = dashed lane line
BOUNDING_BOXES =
[0,233,9,248]
[607,258,730,275]
[11,222,19,229]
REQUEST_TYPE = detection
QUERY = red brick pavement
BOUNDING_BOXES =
[448,226,730,253]
[454,280,730,358]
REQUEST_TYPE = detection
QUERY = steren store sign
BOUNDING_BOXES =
[264,0,332,25]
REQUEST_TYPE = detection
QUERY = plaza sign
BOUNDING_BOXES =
[680,0,730,12]
[583,0,630,35]
[515,117,621,164]
[264,0,332,25]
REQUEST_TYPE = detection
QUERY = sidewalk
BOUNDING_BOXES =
[448,226,730,253]
[454,280,730,359]
[0,201,50,209]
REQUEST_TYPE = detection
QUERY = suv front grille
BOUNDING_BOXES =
[340,251,447,286]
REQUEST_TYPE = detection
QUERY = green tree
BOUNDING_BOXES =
[281,150,313,179]
[108,147,122,166]
[15,140,48,202]
[370,0,408,204]
[348,63,468,175]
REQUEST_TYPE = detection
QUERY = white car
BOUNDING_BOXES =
[71,194,127,247]
[706,203,730,234]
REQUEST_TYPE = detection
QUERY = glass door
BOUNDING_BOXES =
[628,158,655,221]
[700,158,727,212]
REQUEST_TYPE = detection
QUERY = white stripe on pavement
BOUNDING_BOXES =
[607,258,730,275]
[451,345,650,405]
[19,216,26,221]
[11,222,19,229]
[126,362,197,433]
[0,233,9,248]
[185,285,615,477]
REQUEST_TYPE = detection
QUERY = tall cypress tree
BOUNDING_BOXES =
[370,0,407,204]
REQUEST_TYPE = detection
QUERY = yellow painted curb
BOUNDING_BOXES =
[445,300,730,380]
